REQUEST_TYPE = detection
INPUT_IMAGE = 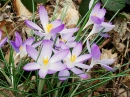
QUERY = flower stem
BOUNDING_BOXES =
[38,79,45,96]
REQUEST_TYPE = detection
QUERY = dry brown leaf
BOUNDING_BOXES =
[56,0,79,28]
[101,49,117,59]
[12,0,32,19]
[123,76,130,88]
[118,88,129,97]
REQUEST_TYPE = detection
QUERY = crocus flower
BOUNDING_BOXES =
[83,3,106,30]
[25,6,64,39]
[23,40,69,79]
[10,32,34,58]
[0,30,7,48]
[86,22,115,38]
[58,42,92,80]
[87,40,115,71]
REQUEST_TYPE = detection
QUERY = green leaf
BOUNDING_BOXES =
[79,0,90,16]
[34,0,47,4]
[21,0,37,12]
[125,0,130,5]
[101,0,125,12]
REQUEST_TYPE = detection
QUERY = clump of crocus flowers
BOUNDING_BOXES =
[0,2,115,81]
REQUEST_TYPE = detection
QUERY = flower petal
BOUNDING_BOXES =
[39,6,48,33]
[71,68,88,79]
[40,40,52,59]
[0,37,7,48]
[75,63,92,69]
[51,19,62,28]
[91,3,101,16]
[97,59,115,65]
[91,43,101,60]
[72,42,82,57]
[60,28,78,34]
[101,64,114,71]
[35,31,46,37]
[15,32,22,47]
[23,37,34,47]
[76,54,92,63]
[32,40,42,48]
[26,45,39,60]
[25,20,43,31]
[47,70,57,74]
[91,16,103,24]
[50,49,69,63]
[23,62,41,71]
[49,62,66,71]
[10,41,19,52]
[59,41,69,49]
[97,9,106,19]
[100,22,115,32]
[58,69,70,81]
[50,24,64,35]
[38,69,48,78]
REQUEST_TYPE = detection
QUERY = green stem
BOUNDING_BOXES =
[54,81,62,97]
[38,79,45,96]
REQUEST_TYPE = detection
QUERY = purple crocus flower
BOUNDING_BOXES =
[25,6,64,39]
[87,40,115,71]
[58,42,92,80]
[10,32,34,58]
[23,40,69,79]
[0,30,7,48]
[83,3,106,29]
[86,22,115,38]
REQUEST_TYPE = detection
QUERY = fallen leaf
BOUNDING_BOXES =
[12,0,32,19]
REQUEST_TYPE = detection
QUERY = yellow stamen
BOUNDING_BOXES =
[20,46,23,51]
[42,58,49,65]
[94,14,97,17]
[46,24,53,33]
[70,55,76,62]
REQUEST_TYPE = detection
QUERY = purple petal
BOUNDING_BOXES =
[10,41,19,52]
[15,32,22,47]
[32,40,42,48]
[50,49,69,63]
[97,59,115,65]
[48,70,57,74]
[25,20,43,31]
[23,62,41,71]
[23,37,34,47]
[91,3,101,16]
[39,6,48,33]
[58,69,70,81]
[51,19,62,28]
[35,31,46,37]
[71,68,88,79]
[49,62,66,71]
[100,33,110,38]
[91,43,101,60]
[0,37,7,48]
[100,22,115,32]
[97,9,106,19]
[26,45,39,60]
[91,16,103,24]
[50,24,64,35]
[75,63,92,69]
[59,41,69,49]
[40,40,52,59]
[60,28,78,34]
[101,64,114,71]
[76,54,92,63]
[66,42,76,48]
[38,69,48,78]
[72,42,82,57]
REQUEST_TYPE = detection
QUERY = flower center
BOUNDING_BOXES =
[60,38,66,43]
[42,57,49,65]
[46,24,53,33]
[19,46,23,51]
[70,55,76,62]
[94,14,97,17]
